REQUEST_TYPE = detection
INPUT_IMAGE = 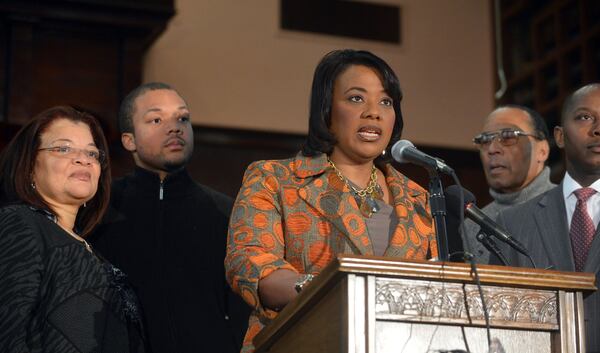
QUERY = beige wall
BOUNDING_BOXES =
[144,0,494,149]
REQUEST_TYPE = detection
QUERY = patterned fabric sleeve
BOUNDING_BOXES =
[0,208,43,352]
[225,161,298,319]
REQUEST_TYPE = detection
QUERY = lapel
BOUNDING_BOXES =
[382,165,429,257]
[296,154,374,255]
[585,226,600,274]
[534,185,574,271]
[584,190,600,273]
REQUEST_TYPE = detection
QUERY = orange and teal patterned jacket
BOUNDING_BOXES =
[225,153,437,352]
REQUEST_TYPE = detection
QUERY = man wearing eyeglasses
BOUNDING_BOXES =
[493,84,600,353]
[463,105,554,263]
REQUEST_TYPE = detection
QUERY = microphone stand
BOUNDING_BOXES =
[476,231,508,266]
[428,171,449,261]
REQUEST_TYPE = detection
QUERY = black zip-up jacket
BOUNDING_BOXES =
[91,167,249,353]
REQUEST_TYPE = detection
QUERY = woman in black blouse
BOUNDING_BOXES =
[0,106,146,352]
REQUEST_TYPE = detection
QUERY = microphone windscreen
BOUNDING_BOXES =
[390,139,415,163]
[443,185,475,259]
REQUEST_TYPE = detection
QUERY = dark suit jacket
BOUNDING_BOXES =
[494,185,600,353]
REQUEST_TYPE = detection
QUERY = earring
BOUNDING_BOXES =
[31,182,36,190]
[381,149,386,156]
[83,202,87,208]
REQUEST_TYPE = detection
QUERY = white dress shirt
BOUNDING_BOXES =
[562,172,600,229]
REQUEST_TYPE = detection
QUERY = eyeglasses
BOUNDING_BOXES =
[38,145,106,164]
[472,129,543,149]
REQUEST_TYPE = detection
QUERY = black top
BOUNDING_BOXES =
[90,167,249,353]
[0,204,146,353]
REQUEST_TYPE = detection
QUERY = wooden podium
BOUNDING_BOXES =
[254,255,596,353]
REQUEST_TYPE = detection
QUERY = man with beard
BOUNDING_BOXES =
[463,105,554,263]
[494,83,600,352]
[91,82,248,352]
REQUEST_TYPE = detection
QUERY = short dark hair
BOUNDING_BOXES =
[118,82,176,134]
[499,104,550,141]
[0,106,111,236]
[302,49,403,162]
[561,83,600,124]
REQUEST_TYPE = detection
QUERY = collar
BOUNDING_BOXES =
[133,166,190,183]
[131,166,194,197]
[28,205,58,223]
[489,166,554,205]
[292,152,330,179]
[27,205,84,234]
[562,171,600,200]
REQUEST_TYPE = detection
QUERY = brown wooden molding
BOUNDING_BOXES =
[0,1,175,24]
[332,255,596,291]
[193,124,305,152]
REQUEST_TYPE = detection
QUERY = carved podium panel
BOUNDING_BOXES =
[254,255,596,353]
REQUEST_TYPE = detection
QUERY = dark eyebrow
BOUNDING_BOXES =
[344,87,367,94]
[52,138,73,143]
[572,107,592,115]
[343,87,390,96]
[49,138,97,147]
[143,106,189,117]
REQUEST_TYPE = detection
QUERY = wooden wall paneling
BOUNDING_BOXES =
[0,0,174,133]
[5,19,35,125]
[0,19,7,122]
[497,0,600,181]
[0,122,20,150]
[119,36,145,104]
[30,24,120,125]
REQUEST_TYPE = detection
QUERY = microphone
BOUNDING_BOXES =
[476,232,508,266]
[445,185,531,258]
[391,140,454,174]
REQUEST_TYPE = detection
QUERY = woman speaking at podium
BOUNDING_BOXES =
[225,49,438,352]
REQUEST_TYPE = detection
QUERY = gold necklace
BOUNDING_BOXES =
[327,157,383,217]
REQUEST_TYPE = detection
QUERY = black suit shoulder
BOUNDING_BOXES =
[0,204,65,251]
[497,186,559,227]
[492,186,569,271]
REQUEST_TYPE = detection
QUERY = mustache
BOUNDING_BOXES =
[164,137,186,147]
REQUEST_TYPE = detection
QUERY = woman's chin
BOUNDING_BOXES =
[355,148,386,162]
[66,189,97,204]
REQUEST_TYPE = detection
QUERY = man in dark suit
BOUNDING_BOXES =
[494,83,600,353]
[465,105,554,263]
